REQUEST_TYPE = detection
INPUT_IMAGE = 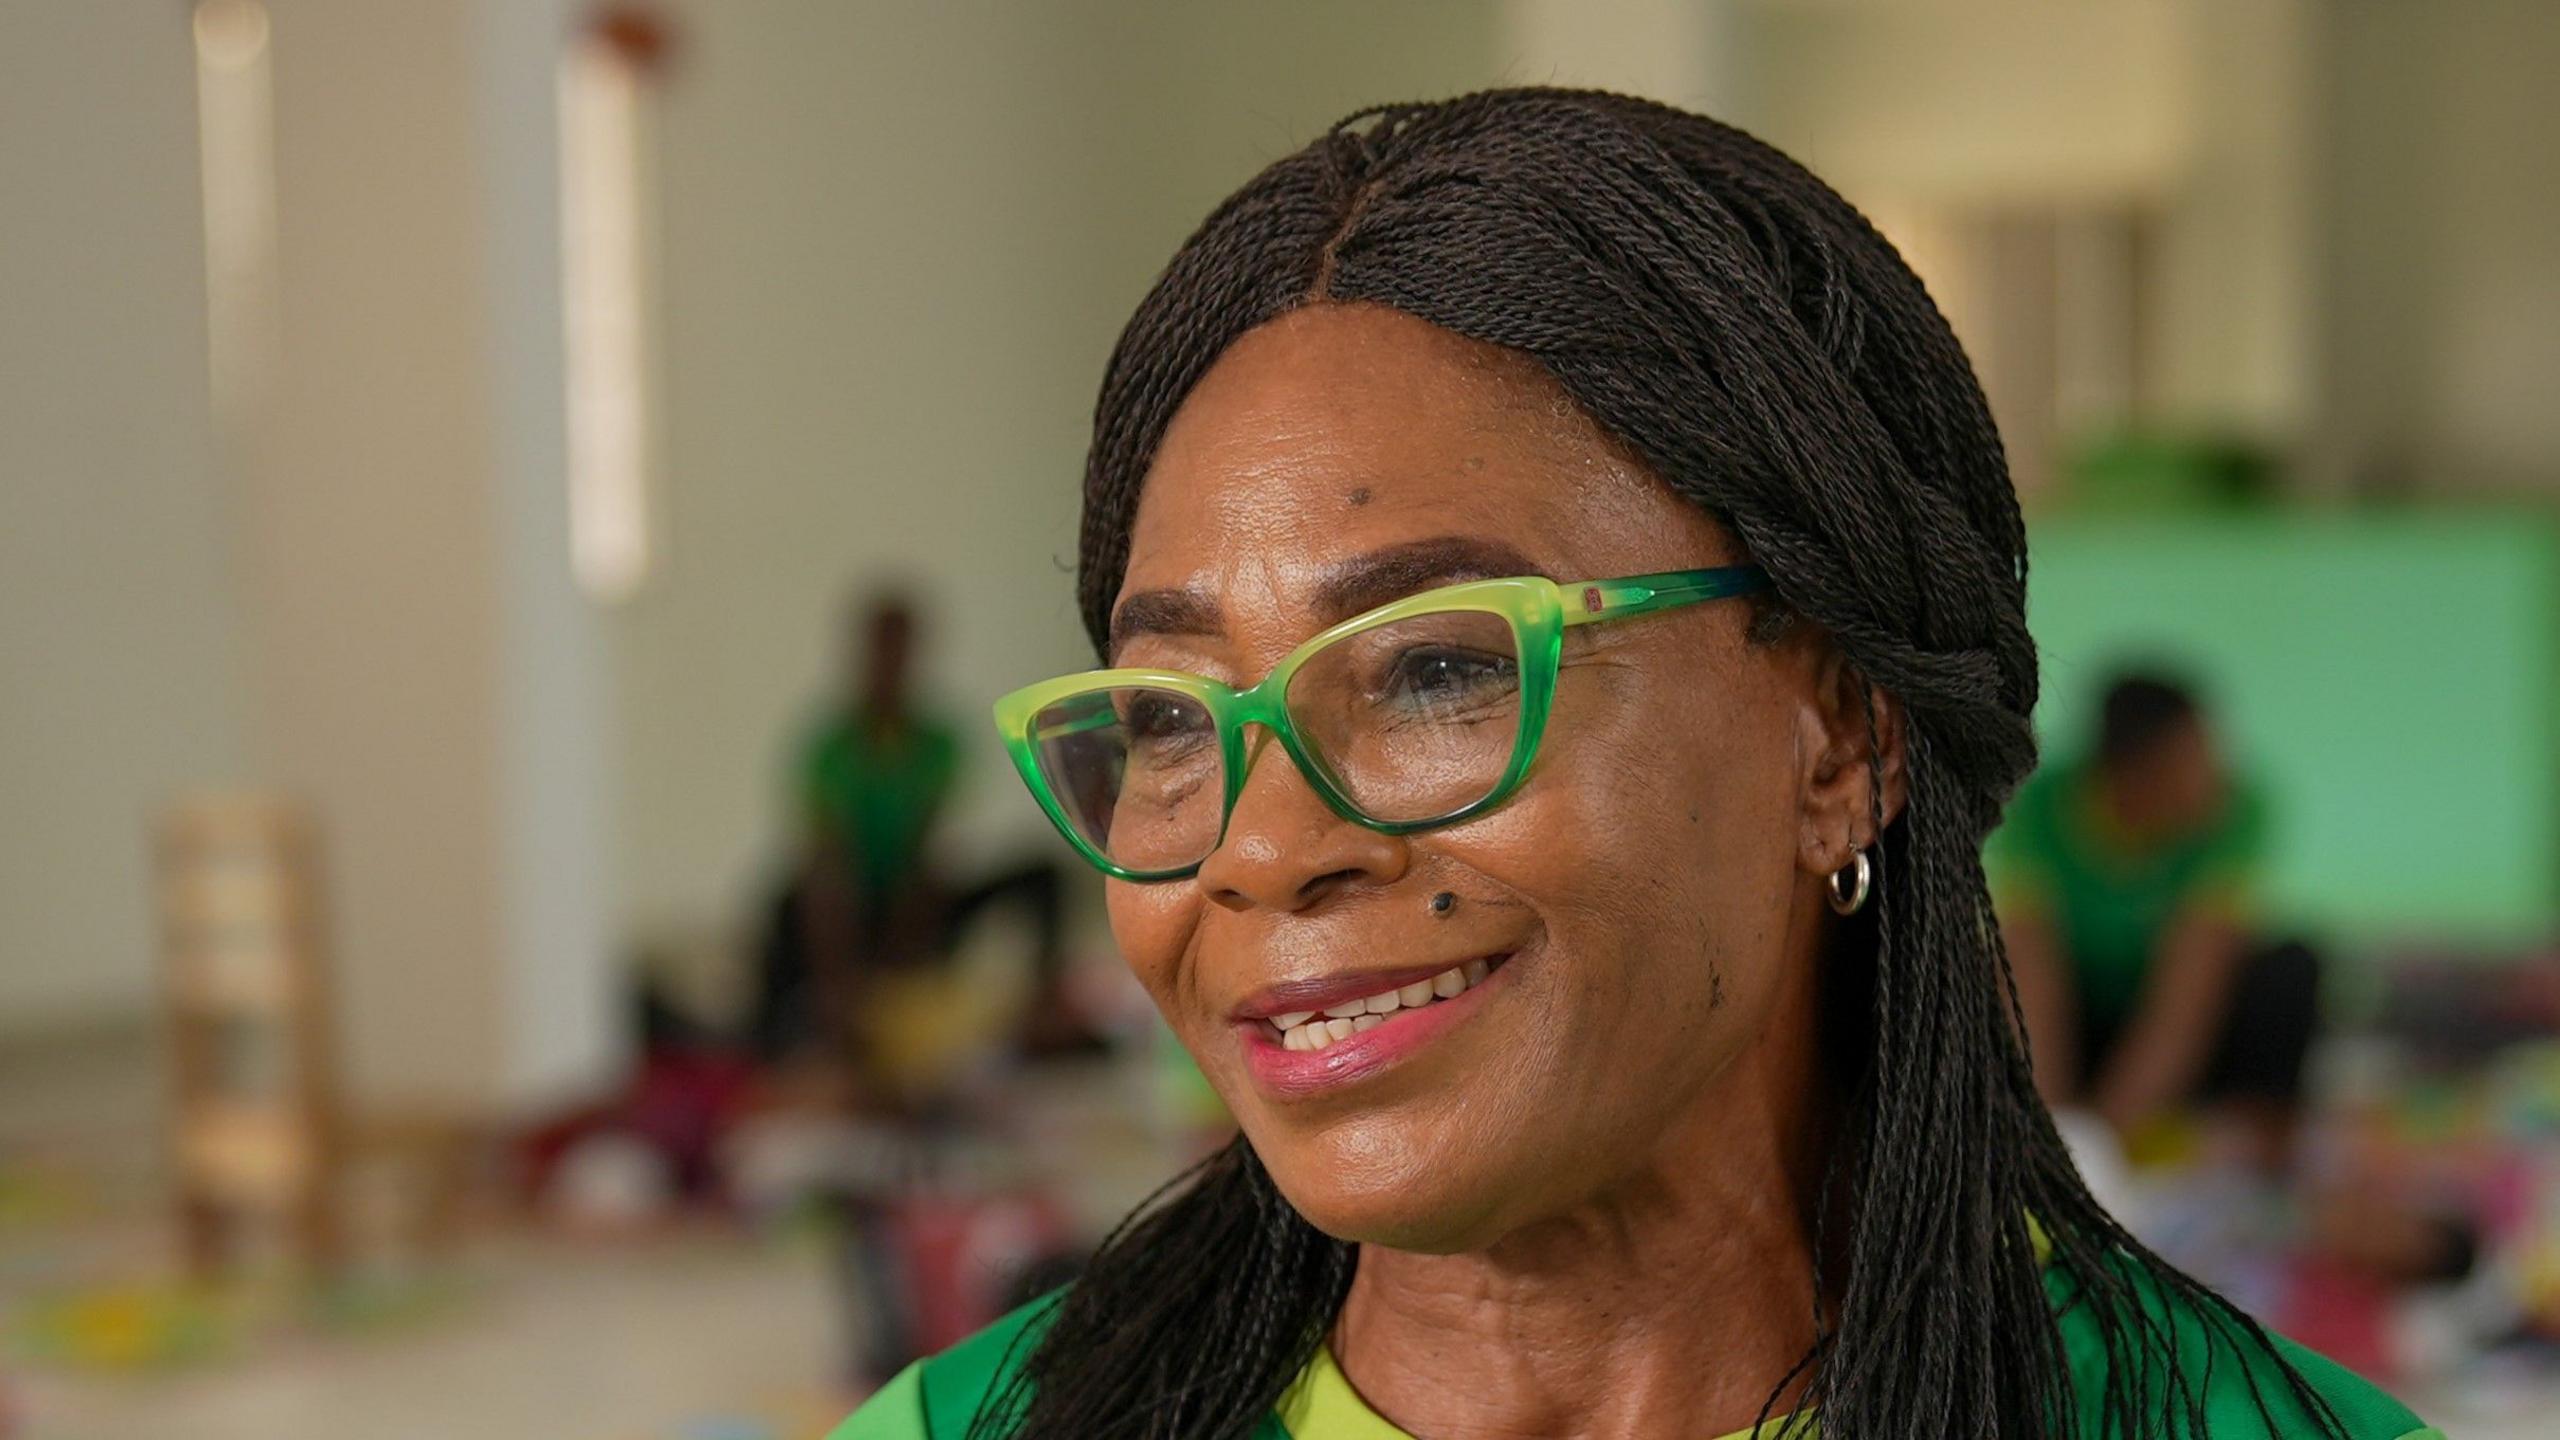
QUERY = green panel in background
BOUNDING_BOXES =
[2014,512,2560,947]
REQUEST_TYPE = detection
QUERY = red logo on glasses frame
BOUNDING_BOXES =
[1582,586,1604,613]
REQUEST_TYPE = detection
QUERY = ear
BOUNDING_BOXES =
[1794,642,1908,882]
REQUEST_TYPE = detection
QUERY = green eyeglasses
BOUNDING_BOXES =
[991,566,1770,881]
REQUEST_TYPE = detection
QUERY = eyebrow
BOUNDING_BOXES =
[1108,534,1546,658]
[1108,588,1223,655]
[1310,535,1545,623]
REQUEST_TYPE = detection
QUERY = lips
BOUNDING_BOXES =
[1263,957,1494,1052]
[1231,951,1514,1099]
[1231,959,1492,1024]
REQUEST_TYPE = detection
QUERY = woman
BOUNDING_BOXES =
[836,90,2433,1440]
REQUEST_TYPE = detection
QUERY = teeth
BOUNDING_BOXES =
[1270,960,1495,1054]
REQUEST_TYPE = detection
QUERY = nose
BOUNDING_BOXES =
[1196,727,1408,912]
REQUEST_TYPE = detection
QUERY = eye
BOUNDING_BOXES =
[1380,646,1518,709]
[1123,692,1211,746]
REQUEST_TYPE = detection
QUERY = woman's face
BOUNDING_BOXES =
[1107,303,1878,1252]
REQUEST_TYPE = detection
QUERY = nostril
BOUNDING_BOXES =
[1293,866,1365,907]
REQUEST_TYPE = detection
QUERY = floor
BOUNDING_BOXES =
[0,1020,1195,1440]
[16,1236,844,1440]
[2,1023,2547,1440]
[0,1023,857,1440]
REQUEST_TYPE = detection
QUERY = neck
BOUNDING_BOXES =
[1332,902,1840,1440]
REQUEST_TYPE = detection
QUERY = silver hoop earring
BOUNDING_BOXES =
[1827,850,1873,916]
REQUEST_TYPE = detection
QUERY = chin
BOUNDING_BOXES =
[1256,1130,1519,1254]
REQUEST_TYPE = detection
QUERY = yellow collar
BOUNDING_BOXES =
[1277,1343,1809,1440]
[1276,1225,2051,1437]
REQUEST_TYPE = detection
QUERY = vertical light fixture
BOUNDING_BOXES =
[558,8,669,604]
[193,0,279,440]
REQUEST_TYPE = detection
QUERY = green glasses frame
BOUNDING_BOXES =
[991,565,1770,881]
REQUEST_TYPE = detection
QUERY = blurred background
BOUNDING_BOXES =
[2,1,2554,1436]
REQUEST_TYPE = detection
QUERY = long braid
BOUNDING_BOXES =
[1001,88,2345,1439]
[970,1139,1354,1440]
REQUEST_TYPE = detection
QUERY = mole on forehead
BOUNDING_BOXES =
[1336,454,1495,509]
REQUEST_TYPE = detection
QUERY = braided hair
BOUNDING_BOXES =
[975,89,2343,1440]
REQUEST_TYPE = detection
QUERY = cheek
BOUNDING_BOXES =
[1483,666,1803,1030]
[1103,883,1195,1010]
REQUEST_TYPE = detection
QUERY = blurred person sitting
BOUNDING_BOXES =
[1995,671,2316,1168]
[751,590,1099,1076]
[754,591,1105,1382]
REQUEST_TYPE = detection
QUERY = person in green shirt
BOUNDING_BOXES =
[756,592,1098,1379]
[1991,673,2318,1166]
[751,593,967,1061]
[750,593,1085,1065]
[834,91,2429,1440]
[798,594,966,985]
[801,597,963,927]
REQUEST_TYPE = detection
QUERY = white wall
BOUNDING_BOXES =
[2148,0,2317,436]
[231,0,620,1108]
[1734,0,2323,449]
[612,0,1507,947]
[1739,0,2560,494]
[0,0,618,1110]
[1505,0,1738,109]
[2318,0,2560,495]
[604,0,2560,961]
[226,0,519,1107]
[0,3,252,1028]
[476,0,625,1106]
[8,0,2546,1070]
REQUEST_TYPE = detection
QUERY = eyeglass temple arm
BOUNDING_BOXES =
[1559,565,1771,627]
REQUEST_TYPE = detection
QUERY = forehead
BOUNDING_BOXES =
[1119,304,1725,630]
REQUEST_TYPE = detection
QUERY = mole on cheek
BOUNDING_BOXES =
[1346,486,1372,507]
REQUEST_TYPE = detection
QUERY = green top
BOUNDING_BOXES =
[1986,759,2268,1025]
[800,706,961,903]
[827,1257,2434,1439]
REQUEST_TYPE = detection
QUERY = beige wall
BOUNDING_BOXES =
[611,0,1510,945]
[1505,0,1737,108]
[1741,0,2192,203]
[0,3,251,1027]
[2149,0,2316,435]
[1740,0,2560,494]
[2318,0,2560,495]
[1738,0,2322,447]
[0,0,616,1110]
[234,0,513,1106]
[7,0,2548,1081]
[234,0,620,1108]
